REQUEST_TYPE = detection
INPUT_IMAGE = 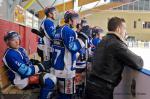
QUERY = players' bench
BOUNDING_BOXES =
[0,53,40,99]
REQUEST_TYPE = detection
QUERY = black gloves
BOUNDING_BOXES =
[30,59,40,65]
[41,61,51,72]
[36,61,51,73]
[30,59,51,72]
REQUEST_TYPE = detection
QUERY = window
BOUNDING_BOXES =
[123,5,128,10]
[134,21,136,29]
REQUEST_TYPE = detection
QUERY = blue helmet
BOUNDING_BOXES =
[4,31,20,42]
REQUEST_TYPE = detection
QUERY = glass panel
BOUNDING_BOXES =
[129,3,134,10]
[138,0,144,10]
[133,1,138,10]
[144,0,150,10]
[123,5,128,10]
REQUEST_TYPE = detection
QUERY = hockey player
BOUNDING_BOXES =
[52,10,85,99]
[40,6,57,39]
[75,23,89,98]
[90,27,104,52]
[37,7,57,63]
[3,31,57,99]
[80,19,91,37]
[86,27,104,71]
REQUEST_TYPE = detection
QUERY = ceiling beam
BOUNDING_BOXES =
[78,0,99,6]
[24,0,36,10]
[80,2,125,17]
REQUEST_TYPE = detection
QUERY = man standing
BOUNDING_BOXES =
[75,23,89,98]
[85,17,143,99]
[52,10,85,99]
[38,7,57,63]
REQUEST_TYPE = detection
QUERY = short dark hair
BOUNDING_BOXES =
[44,7,56,17]
[108,17,125,31]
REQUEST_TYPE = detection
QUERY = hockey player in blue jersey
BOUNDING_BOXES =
[37,7,57,63]
[75,23,89,98]
[3,31,56,99]
[52,10,85,99]
[90,27,104,52]
[80,18,91,37]
[40,6,57,39]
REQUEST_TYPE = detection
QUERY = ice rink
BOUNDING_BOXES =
[129,47,150,71]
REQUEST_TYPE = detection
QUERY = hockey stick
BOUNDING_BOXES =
[31,29,45,38]
[83,39,89,96]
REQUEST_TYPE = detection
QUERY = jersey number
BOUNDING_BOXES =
[54,49,61,65]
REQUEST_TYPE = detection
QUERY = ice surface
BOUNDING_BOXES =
[129,47,150,71]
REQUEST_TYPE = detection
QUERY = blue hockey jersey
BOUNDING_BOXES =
[40,18,56,39]
[52,25,85,78]
[91,37,101,51]
[3,47,40,89]
[39,18,56,61]
[76,32,89,70]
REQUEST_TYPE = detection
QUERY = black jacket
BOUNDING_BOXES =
[89,33,143,86]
